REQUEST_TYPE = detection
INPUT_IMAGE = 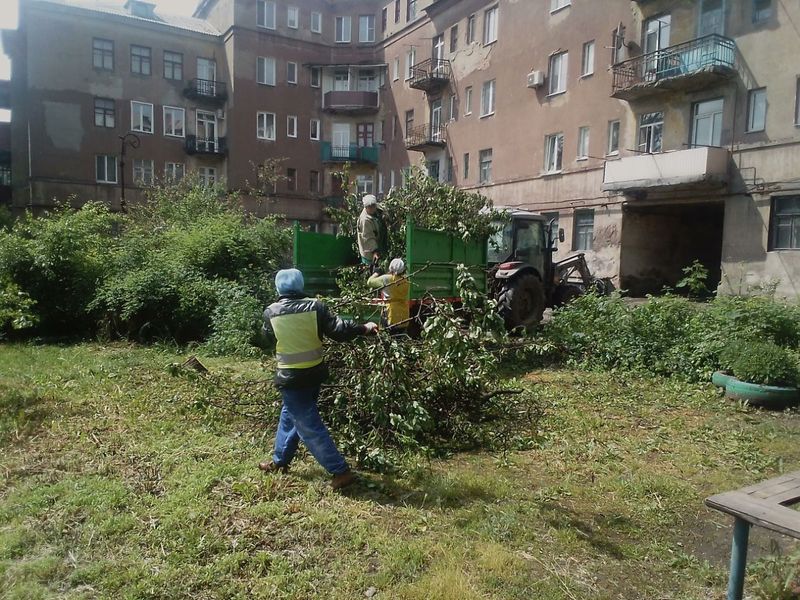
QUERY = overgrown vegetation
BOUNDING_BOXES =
[720,340,800,387]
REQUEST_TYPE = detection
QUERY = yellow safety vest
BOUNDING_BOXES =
[270,310,324,369]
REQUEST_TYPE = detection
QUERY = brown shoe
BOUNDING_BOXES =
[258,461,288,474]
[331,470,356,490]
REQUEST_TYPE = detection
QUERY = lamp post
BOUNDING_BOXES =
[118,132,140,213]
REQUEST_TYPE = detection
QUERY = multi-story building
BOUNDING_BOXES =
[2,0,799,297]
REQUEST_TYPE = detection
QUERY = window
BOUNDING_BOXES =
[483,6,498,44]
[198,167,216,187]
[405,48,416,79]
[310,118,320,140]
[480,79,496,116]
[133,159,154,185]
[464,86,473,114]
[394,0,400,23]
[287,168,297,191]
[446,155,454,183]
[335,16,352,42]
[163,51,182,80]
[163,106,185,137]
[692,98,724,147]
[450,25,458,53]
[449,95,458,121]
[165,162,185,182]
[638,112,663,153]
[581,41,594,77]
[607,120,620,155]
[257,57,276,86]
[753,0,772,23]
[310,170,320,193]
[433,34,445,61]
[96,155,117,184]
[544,133,564,173]
[310,67,321,88]
[407,0,417,21]
[392,57,399,81]
[796,78,800,126]
[466,14,476,43]
[747,88,767,132]
[390,170,396,190]
[548,51,568,95]
[392,116,398,139]
[551,0,570,12]
[381,8,388,33]
[0,165,9,187]
[287,6,299,29]
[463,152,470,180]
[574,210,594,251]
[287,115,297,138]
[479,149,492,184]
[131,101,153,134]
[378,172,385,194]
[353,175,372,196]
[699,0,725,36]
[577,126,590,159]
[542,212,560,249]
[311,11,322,33]
[94,98,115,128]
[93,38,114,70]
[357,123,374,147]
[359,15,375,42]
[427,159,440,181]
[287,62,297,84]
[131,45,151,75]
[258,0,276,29]
[405,109,414,134]
[771,196,800,250]
[358,69,378,91]
[257,112,276,140]
[612,25,626,64]
[334,69,350,91]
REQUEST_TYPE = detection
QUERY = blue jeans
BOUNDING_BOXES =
[272,386,349,475]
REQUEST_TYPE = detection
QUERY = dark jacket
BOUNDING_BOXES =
[262,293,367,389]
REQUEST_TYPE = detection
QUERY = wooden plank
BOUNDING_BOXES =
[705,491,800,539]
[750,480,800,501]
[740,473,800,495]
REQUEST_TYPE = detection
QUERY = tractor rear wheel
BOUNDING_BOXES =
[552,283,583,308]
[497,274,545,330]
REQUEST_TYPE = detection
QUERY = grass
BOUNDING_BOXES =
[2,343,800,599]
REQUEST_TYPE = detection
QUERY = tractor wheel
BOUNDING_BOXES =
[552,284,583,308]
[497,274,546,331]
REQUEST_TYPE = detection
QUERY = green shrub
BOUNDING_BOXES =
[0,278,37,337]
[204,282,267,358]
[0,205,13,231]
[720,340,799,387]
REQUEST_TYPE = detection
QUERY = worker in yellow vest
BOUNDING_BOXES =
[368,258,410,333]
[259,268,378,490]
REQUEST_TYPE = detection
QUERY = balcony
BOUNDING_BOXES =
[405,123,447,151]
[611,35,737,101]
[0,79,9,110]
[409,58,452,93]
[602,146,730,193]
[323,90,379,115]
[183,78,228,105]
[320,142,379,164]
[185,135,227,156]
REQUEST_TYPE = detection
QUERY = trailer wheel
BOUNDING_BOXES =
[498,274,545,330]
[552,284,583,308]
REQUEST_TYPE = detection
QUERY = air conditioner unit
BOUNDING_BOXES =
[216,109,226,119]
[527,70,545,88]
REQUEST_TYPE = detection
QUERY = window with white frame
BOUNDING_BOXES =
[163,106,185,137]
[795,77,800,125]
[131,101,153,133]
[311,11,322,33]
[390,169,396,190]
[131,45,151,75]
[747,87,767,132]
[93,38,114,70]
[359,15,375,42]
[257,112,276,140]
[96,155,117,184]
[405,48,416,79]
[478,149,492,183]
[463,152,470,180]
[392,57,399,81]
[551,0,570,12]
[310,118,320,140]
[574,210,594,251]
[638,111,663,153]
[466,14,475,43]
[699,0,725,35]
[480,79,495,116]
[581,41,595,76]
[165,162,185,182]
[378,171,384,194]
[449,95,458,121]
[450,25,458,53]
[309,170,320,193]
[258,0,276,29]
[770,196,800,249]
[692,98,724,147]
[483,6,498,44]
[287,6,299,28]
[257,56,276,86]
[548,51,568,95]
[310,67,321,87]
[133,159,154,185]
[335,16,352,42]
[287,115,297,138]
[544,133,564,173]
[753,0,772,24]
[94,98,115,128]
[287,62,297,84]
[577,126,590,159]
[607,120,620,155]
[358,69,378,91]
[163,51,183,80]
[407,0,417,21]
[356,174,374,195]
[464,86,473,114]
[287,168,297,191]
[198,166,216,187]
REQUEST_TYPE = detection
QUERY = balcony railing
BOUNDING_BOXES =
[320,142,379,164]
[405,123,447,151]
[323,90,379,114]
[183,78,228,104]
[409,58,452,93]
[611,34,737,100]
[185,135,227,156]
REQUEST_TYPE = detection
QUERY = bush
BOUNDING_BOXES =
[0,278,37,337]
[203,282,267,358]
[720,340,799,387]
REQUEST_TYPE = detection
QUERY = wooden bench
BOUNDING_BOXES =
[705,470,800,600]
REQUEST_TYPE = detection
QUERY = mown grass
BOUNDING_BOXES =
[2,343,800,599]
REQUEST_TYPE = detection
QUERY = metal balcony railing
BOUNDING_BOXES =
[183,78,228,104]
[320,142,379,164]
[409,58,452,92]
[405,123,447,150]
[612,34,736,98]
[185,135,227,155]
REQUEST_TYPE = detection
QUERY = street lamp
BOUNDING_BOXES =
[118,132,140,213]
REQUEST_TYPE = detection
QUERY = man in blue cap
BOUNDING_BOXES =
[259,268,378,489]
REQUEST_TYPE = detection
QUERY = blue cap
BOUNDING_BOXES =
[275,268,304,295]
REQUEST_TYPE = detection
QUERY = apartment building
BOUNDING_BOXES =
[1,0,799,297]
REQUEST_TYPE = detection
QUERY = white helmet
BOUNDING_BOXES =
[362,194,378,207]
[389,258,406,275]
